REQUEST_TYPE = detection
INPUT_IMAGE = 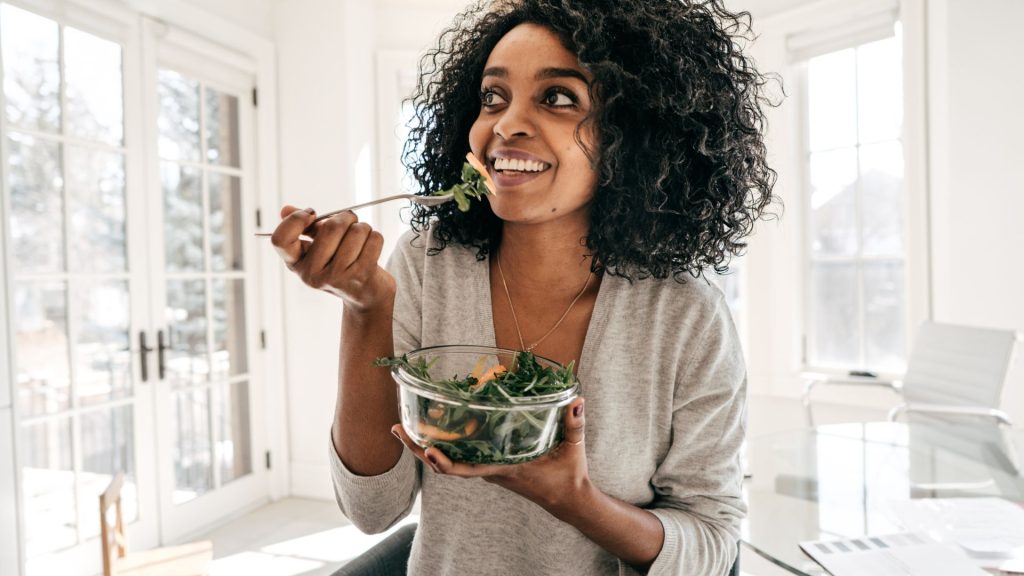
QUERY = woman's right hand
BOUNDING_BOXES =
[271,205,396,312]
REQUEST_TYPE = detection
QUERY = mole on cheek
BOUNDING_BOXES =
[551,207,557,212]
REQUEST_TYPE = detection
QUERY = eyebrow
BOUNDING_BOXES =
[482,66,590,85]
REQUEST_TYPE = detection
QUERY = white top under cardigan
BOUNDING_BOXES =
[330,229,747,576]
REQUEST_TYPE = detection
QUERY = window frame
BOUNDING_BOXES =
[793,0,931,379]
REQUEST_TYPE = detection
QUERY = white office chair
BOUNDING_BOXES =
[802,321,1022,427]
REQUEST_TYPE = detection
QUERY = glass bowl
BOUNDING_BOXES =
[389,345,579,464]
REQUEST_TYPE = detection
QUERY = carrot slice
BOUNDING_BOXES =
[470,355,489,380]
[466,152,497,195]
[416,421,465,442]
[416,419,479,442]
[469,364,506,392]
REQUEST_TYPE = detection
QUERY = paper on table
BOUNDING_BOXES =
[889,497,1024,572]
[799,532,988,576]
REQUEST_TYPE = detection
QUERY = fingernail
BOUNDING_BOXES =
[304,207,315,214]
[573,403,584,418]
[391,428,401,440]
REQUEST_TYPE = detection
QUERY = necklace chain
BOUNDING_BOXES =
[495,250,593,353]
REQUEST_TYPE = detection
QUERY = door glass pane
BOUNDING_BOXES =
[21,418,76,556]
[15,281,70,417]
[158,69,201,161]
[173,389,212,504]
[7,133,65,274]
[79,406,137,539]
[212,279,247,380]
[811,262,858,367]
[205,87,239,167]
[0,3,60,132]
[209,174,243,271]
[162,162,204,272]
[76,280,132,407]
[807,48,856,151]
[860,141,904,257]
[216,380,251,484]
[857,35,902,144]
[864,262,906,372]
[165,279,209,388]
[67,146,126,273]
[64,26,123,145]
[809,148,858,257]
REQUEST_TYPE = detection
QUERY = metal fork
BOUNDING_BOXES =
[253,192,454,237]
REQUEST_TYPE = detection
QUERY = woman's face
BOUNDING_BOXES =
[469,23,598,225]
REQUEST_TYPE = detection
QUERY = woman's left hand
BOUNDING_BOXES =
[391,397,590,516]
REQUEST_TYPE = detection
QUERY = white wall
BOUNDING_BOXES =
[177,0,275,38]
[926,0,1024,421]
[273,0,466,499]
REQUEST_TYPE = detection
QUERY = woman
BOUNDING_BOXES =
[271,1,776,574]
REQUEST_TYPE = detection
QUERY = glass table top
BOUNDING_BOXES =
[740,421,1024,575]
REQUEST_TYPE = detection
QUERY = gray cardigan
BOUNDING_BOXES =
[330,229,747,575]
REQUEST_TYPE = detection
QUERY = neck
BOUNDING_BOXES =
[496,219,595,292]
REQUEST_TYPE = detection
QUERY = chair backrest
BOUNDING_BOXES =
[902,321,1019,408]
[99,472,127,576]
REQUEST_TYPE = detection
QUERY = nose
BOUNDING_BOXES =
[493,100,535,140]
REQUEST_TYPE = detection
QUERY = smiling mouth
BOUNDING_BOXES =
[491,157,551,176]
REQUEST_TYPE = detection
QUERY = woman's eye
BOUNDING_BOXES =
[543,90,577,107]
[480,90,507,107]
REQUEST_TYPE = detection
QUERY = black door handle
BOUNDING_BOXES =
[138,331,154,382]
[157,330,168,380]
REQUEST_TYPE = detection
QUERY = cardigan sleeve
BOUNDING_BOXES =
[639,297,748,576]
[329,230,424,534]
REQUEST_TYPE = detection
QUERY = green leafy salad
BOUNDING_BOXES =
[434,152,495,212]
[374,351,576,464]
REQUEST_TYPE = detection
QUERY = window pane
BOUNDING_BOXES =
[162,162,205,272]
[7,133,65,274]
[76,281,132,407]
[808,48,857,151]
[173,388,212,504]
[1,4,60,133]
[860,141,904,257]
[212,279,248,380]
[64,27,124,145]
[857,35,902,144]
[165,279,209,388]
[205,87,240,167]
[21,419,76,556]
[68,147,126,273]
[864,261,906,372]
[209,174,243,271]
[15,281,70,417]
[809,148,858,257]
[79,406,137,539]
[811,262,858,367]
[216,380,251,485]
[158,69,201,162]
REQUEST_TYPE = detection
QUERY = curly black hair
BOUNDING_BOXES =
[403,0,779,280]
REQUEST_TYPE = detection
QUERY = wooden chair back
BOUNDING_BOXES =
[99,472,127,576]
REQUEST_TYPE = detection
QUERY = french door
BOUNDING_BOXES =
[0,3,267,573]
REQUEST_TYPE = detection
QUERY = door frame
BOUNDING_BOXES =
[0,1,287,574]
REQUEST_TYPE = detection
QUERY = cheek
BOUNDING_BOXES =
[468,115,489,154]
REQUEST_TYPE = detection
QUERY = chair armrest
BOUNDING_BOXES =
[801,372,901,402]
[888,403,1014,427]
[801,372,902,426]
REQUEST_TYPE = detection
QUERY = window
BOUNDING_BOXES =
[801,28,906,373]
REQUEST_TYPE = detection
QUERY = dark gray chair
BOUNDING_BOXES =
[331,523,416,576]
[331,522,741,575]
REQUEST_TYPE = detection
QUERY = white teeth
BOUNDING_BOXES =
[494,157,547,172]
